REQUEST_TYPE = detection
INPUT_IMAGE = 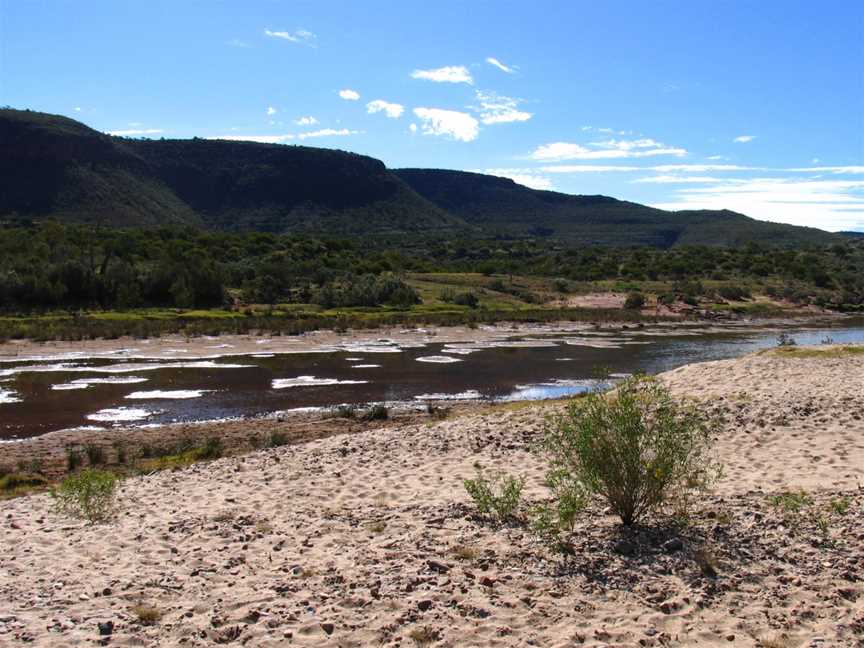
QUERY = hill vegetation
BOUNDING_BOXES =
[0,108,844,247]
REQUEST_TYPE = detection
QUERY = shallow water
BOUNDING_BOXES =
[1,319,863,440]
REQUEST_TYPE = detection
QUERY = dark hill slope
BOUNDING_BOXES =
[0,109,456,234]
[395,169,838,247]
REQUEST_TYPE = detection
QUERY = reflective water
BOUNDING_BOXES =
[1,319,862,440]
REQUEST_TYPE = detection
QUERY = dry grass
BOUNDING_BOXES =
[131,604,163,626]
[450,544,479,561]
[408,626,440,646]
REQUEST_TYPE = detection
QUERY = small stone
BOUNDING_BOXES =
[320,622,335,635]
[97,621,114,636]
[480,576,495,588]
[726,634,735,641]
[417,600,433,612]
[427,559,451,574]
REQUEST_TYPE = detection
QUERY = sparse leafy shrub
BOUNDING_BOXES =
[363,404,389,421]
[51,469,119,523]
[453,291,479,309]
[717,285,751,301]
[463,469,524,521]
[829,497,850,515]
[542,376,720,526]
[131,604,163,626]
[425,403,451,420]
[85,443,106,466]
[531,468,588,539]
[329,404,356,419]
[66,445,83,471]
[192,436,223,460]
[623,292,645,310]
[266,431,289,448]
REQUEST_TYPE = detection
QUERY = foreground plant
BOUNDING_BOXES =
[463,469,524,521]
[542,376,720,526]
[51,469,119,523]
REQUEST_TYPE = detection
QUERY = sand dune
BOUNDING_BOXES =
[1,347,862,646]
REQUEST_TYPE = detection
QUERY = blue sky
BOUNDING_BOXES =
[2,0,863,231]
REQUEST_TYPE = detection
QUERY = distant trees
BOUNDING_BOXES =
[0,221,862,313]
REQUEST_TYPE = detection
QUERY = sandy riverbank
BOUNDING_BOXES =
[1,346,862,646]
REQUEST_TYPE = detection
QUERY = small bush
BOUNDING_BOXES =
[453,292,479,309]
[85,444,106,466]
[66,446,83,471]
[131,604,163,626]
[463,469,524,521]
[329,404,356,419]
[623,292,646,310]
[51,469,119,523]
[0,472,48,493]
[266,432,289,448]
[192,437,223,460]
[363,404,389,421]
[542,377,720,526]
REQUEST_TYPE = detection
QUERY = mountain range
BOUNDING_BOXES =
[0,108,839,247]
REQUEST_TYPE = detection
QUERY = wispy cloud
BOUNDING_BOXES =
[108,128,164,137]
[366,99,404,119]
[651,177,864,230]
[474,91,532,125]
[264,28,316,46]
[207,134,294,144]
[412,108,479,142]
[266,106,277,116]
[733,135,756,143]
[294,116,318,126]
[227,38,250,48]
[410,65,473,85]
[338,89,360,101]
[480,168,552,190]
[530,139,687,161]
[485,57,516,74]
[296,128,360,140]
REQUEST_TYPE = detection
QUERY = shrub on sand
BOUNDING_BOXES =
[542,376,720,526]
[51,469,119,523]
[463,469,524,521]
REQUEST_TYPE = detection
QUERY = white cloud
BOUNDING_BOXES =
[264,28,316,46]
[786,166,864,174]
[485,57,516,74]
[108,128,164,137]
[541,165,644,173]
[410,65,473,85]
[366,99,404,119]
[529,139,687,161]
[651,164,758,172]
[227,38,250,48]
[266,106,277,116]
[339,89,360,101]
[207,134,294,144]
[474,91,532,125]
[412,108,479,142]
[481,168,552,190]
[409,123,418,133]
[294,116,318,126]
[73,106,82,112]
[296,128,360,139]
[733,135,756,143]
[633,175,730,184]
[651,177,864,231]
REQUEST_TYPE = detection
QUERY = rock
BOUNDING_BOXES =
[427,559,451,574]
[97,621,114,636]
[320,622,335,635]
[480,576,495,588]
[417,600,433,612]
[726,634,735,641]
[663,538,684,553]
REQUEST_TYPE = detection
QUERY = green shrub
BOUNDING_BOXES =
[266,432,289,448]
[0,472,48,493]
[192,437,223,460]
[463,469,524,521]
[329,404,356,419]
[542,376,720,526]
[66,446,83,471]
[363,404,389,421]
[453,292,479,309]
[51,469,119,523]
[85,443,106,466]
[623,292,646,310]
